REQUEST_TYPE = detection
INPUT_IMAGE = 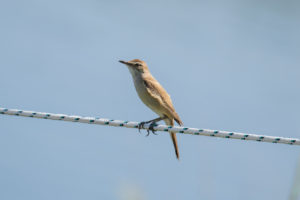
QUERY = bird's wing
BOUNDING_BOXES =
[143,77,183,125]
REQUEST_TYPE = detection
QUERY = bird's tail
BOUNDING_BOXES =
[164,118,179,160]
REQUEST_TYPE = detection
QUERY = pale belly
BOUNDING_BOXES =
[133,78,164,117]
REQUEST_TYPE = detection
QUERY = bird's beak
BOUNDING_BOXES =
[119,60,129,65]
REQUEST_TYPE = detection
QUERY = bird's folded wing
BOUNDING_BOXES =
[143,78,183,125]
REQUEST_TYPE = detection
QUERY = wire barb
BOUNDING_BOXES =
[0,107,299,146]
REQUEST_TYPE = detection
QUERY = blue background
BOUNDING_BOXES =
[0,0,299,199]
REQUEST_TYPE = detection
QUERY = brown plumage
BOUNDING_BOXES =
[119,59,183,159]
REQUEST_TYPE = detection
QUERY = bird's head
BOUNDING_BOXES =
[119,59,149,73]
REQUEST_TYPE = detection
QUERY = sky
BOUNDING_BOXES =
[0,0,300,199]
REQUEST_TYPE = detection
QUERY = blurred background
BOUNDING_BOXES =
[0,0,299,199]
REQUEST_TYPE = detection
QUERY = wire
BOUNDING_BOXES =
[0,107,299,146]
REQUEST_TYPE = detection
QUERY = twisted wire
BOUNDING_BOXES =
[0,107,299,146]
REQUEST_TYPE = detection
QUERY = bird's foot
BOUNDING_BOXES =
[138,121,147,133]
[146,122,158,137]
[138,121,158,136]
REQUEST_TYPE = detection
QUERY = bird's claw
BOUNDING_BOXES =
[138,122,146,133]
[139,121,158,136]
[145,122,158,137]
[149,122,158,134]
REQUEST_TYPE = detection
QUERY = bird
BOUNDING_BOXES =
[119,59,183,159]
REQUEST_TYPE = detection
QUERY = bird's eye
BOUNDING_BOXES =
[135,63,140,67]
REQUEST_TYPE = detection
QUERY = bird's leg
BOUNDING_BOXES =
[142,116,167,136]
[138,117,162,134]
[138,117,163,134]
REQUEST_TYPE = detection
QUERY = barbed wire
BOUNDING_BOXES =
[0,107,299,146]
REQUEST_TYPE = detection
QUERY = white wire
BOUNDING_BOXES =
[0,107,299,146]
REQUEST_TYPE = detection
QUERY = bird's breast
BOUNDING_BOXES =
[133,77,151,102]
[132,76,163,116]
